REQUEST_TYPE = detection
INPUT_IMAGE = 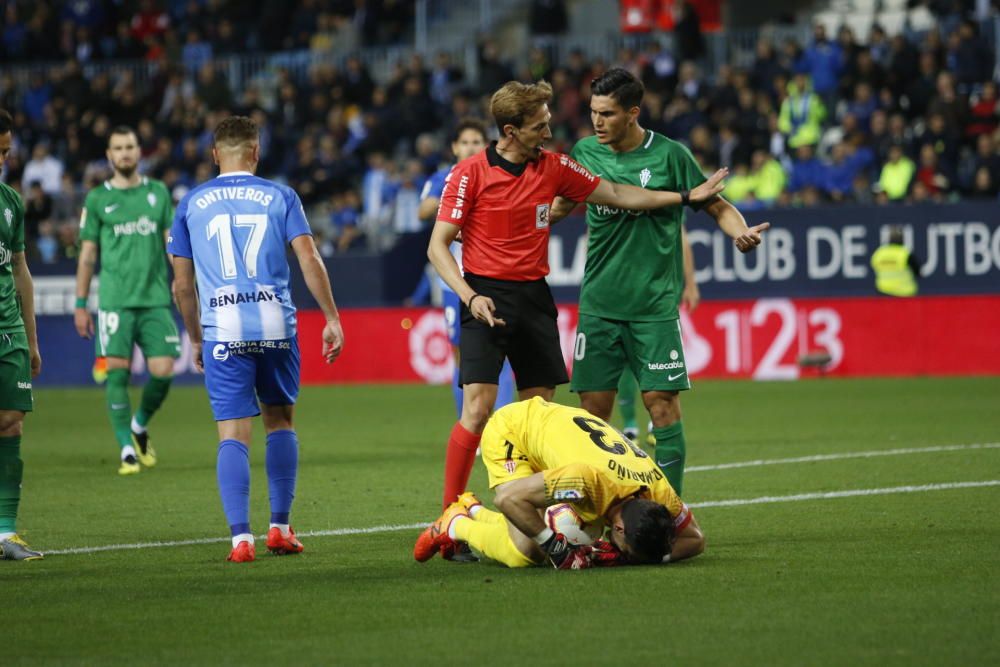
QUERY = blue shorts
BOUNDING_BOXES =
[202,337,300,421]
[443,289,461,346]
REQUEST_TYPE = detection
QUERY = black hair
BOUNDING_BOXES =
[590,68,644,111]
[621,498,674,564]
[451,117,488,145]
[109,125,138,145]
[0,108,12,135]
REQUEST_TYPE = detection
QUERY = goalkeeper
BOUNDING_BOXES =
[413,398,704,569]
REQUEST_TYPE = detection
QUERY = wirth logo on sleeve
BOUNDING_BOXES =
[450,174,470,220]
[559,155,595,181]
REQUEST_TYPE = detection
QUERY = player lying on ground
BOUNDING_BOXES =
[414,398,704,569]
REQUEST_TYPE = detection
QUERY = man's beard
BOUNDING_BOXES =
[115,163,136,178]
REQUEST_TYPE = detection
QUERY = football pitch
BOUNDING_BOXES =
[3,377,999,666]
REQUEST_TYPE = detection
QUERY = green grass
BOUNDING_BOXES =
[3,377,1000,666]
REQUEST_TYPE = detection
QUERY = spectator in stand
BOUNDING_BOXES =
[749,148,786,206]
[968,166,999,200]
[23,181,51,249]
[788,143,827,195]
[675,2,705,63]
[779,71,827,149]
[825,142,869,202]
[181,30,212,74]
[321,190,364,256]
[966,81,999,138]
[947,20,993,88]
[799,23,844,109]
[878,143,916,202]
[21,144,63,196]
[914,143,954,198]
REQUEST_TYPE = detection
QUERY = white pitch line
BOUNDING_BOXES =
[45,480,1000,556]
[691,480,1000,508]
[47,522,428,556]
[686,442,1000,473]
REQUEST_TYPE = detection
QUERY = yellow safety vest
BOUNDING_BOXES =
[871,244,917,296]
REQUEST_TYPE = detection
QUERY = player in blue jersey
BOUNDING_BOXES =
[169,116,344,563]
[418,118,515,421]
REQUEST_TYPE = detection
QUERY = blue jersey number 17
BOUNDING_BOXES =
[207,213,268,279]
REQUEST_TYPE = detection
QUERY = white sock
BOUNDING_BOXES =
[121,445,137,460]
[131,416,146,434]
[468,505,482,519]
[447,516,468,541]
[269,523,290,536]
[232,533,254,548]
[0,531,15,541]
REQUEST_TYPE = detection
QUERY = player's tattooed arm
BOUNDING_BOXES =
[548,196,578,225]
[702,196,769,254]
[12,252,40,377]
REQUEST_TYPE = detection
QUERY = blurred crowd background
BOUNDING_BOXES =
[0,0,998,267]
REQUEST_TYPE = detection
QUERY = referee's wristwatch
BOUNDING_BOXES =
[680,189,691,207]
[467,293,483,310]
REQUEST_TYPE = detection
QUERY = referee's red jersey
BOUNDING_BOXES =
[436,144,600,281]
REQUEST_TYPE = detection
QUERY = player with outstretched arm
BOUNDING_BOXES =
[169,116,344,563]
[552,68,769,493]
[414,397,704,569]
[426,80,724,561]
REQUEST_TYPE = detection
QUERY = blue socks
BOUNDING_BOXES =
[217,440,251,536]
[265,430,298,525]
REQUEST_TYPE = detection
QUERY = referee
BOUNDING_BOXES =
[427,80,725,548]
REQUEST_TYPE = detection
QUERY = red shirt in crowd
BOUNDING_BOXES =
[436,144,600,281]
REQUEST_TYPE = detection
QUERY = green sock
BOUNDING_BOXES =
[652,421,686,494]
[106,368,134,449]
[136,375,172,428]
[0,436,23,534]
[616,370,638,430]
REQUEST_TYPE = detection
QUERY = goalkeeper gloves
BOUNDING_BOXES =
[541,532,593,570]
[588,539,625,567]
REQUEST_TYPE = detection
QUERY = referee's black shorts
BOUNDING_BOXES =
[459,273,568,390]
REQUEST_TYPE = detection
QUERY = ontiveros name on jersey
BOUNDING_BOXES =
[193,186,274,209]
[113,216,159,237]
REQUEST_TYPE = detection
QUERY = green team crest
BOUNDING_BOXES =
[3,208,11,227]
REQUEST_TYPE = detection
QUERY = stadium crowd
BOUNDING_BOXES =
[0,0,997,265]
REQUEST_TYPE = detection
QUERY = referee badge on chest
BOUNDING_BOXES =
[535,203,550,229]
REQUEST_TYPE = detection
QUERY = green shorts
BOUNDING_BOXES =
[0,331,33,412]
[96,307,181,360]
[570,314,691,393]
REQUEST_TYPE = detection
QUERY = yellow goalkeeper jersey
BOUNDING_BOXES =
[481,398,689,527]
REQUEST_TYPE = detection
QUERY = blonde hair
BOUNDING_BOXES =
[489,80,553,133]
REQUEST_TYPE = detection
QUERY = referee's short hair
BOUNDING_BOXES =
[214,115,259,149]
[0,108,12,135]
[490,80,553,133]
[591,67,645,111]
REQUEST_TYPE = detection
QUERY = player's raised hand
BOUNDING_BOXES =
[690,168,728,203]
[734,222,770,253]
[74,307,94,339]
[322,318,345,363]
[468,294,506,327]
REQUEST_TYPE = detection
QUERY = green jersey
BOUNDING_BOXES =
[0,182,26,334]
[79,177,173,310]
[571,130,706,321]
